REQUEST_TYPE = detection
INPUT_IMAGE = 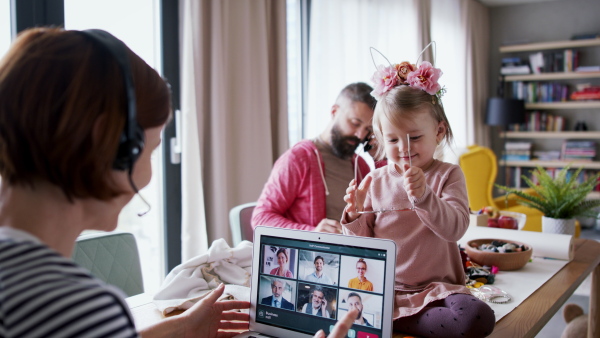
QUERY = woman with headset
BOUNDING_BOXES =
[0,27,356,338]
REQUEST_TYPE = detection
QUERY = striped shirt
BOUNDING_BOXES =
[0,237,138,338]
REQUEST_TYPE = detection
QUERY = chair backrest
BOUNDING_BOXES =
[458,145,498,212]
[72,232,144,297]
[229,202,257,246]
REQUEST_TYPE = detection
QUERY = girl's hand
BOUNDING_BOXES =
[343,176,372,222]
[403,164,426,201]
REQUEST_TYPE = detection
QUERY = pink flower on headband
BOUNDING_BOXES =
[395,62,416,84]
[370,65,398,100]
[406,61,442,95]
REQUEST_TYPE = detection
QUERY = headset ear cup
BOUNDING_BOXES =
[113,124,145,170]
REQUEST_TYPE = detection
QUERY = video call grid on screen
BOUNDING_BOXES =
[256,235,388,336]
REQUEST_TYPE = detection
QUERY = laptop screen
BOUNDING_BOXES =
[253,233,392,337]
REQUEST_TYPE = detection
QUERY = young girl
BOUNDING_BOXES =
[342,60,495,338]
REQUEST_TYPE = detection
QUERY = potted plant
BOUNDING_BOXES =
[495,165,600,235]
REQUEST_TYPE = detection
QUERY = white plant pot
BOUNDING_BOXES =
[542,216,576,235]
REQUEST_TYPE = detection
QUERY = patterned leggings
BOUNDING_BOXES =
[393,294,495,338]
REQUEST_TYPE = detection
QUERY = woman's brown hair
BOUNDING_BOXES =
[0,27,171,200]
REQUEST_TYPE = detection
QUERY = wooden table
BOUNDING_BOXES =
[127,238,600,338]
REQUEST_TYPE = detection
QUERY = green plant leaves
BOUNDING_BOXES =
[495,165,600,219]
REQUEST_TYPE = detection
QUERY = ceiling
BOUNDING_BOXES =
[477,0,566,7]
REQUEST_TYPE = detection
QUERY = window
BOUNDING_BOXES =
[64,0,165,293]
[0,0,11,57]
[286,0,303,146]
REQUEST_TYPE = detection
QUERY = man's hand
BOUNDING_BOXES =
[321,298,328,313]
[315,218,342,233]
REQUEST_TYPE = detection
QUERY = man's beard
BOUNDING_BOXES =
[356,309,363,320]
[331,124,360,159]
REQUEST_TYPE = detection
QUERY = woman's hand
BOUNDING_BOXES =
[313,308,359,338]
[343,176,372,222]
[403,164,425,201]
[181,284,250,338]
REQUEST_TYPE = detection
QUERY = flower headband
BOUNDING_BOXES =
[370,44,446,102]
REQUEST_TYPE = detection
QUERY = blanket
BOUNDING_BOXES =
[153,238,253,315]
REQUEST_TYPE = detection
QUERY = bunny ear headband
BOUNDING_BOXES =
[369,41,446,103]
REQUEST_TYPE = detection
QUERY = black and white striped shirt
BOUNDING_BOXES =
[0,237,138,338]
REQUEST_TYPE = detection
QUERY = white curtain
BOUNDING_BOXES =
[433,0,490,160]
[179,0,288,260]
[306,0,420,139]
[307,0,489,160]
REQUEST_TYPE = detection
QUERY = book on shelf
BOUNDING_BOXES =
[575,65,600,72]
[501,56,530,75]
[501,65,530,75]
[533,150,561,161]
[502,141,531,161]
[571,33,600,40]
[561,140,597,161]
[510,81,569,103]
[570,86,600,100]
[523,49,579,73]
[509,111,566,132]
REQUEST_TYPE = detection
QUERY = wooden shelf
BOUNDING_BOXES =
[502,160,600,170]
[505,72,600,82]
[500,38,600,53]
[501,131,600,139]
[525,101,600,110]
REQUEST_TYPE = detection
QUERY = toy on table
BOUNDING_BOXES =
[478,206,519,229]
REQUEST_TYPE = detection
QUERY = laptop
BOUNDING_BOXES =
[234,226,396,338]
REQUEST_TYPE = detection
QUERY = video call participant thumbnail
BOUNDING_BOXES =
[261,278,294,310]
[300,285,334,318]
[346,292,373,327]
[269,247,294,278]
[347,258,373,291]
[304,255,334,285]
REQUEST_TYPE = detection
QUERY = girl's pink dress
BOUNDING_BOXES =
[342,160,471,319]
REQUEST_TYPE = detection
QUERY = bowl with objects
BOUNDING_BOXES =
[464,238,532,271]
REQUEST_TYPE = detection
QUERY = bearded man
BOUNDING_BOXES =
[347,292,373,327]
[252,82,376,233]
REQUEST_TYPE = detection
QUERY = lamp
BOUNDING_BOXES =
[485,97,526,186]
[485,98,526,127]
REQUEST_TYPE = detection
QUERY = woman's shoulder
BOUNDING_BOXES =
[0,240,136,338]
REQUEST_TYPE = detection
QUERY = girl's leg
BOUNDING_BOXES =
[393,294,495,338]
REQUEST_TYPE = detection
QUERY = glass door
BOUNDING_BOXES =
[64,0,166,293]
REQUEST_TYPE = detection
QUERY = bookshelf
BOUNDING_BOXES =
[499,38,600,192]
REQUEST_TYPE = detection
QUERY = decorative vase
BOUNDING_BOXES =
[542,216,576,235]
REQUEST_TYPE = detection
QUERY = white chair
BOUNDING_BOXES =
[229,202,257,246]
[72,232,144,297]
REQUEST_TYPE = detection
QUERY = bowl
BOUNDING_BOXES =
[464,238,533,271]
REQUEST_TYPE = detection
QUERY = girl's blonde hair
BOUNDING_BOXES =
[371,85,453,161]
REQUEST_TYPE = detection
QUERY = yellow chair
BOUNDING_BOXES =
[459,145,545,232]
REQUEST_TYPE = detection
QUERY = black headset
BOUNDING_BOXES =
[79,29,145,171]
